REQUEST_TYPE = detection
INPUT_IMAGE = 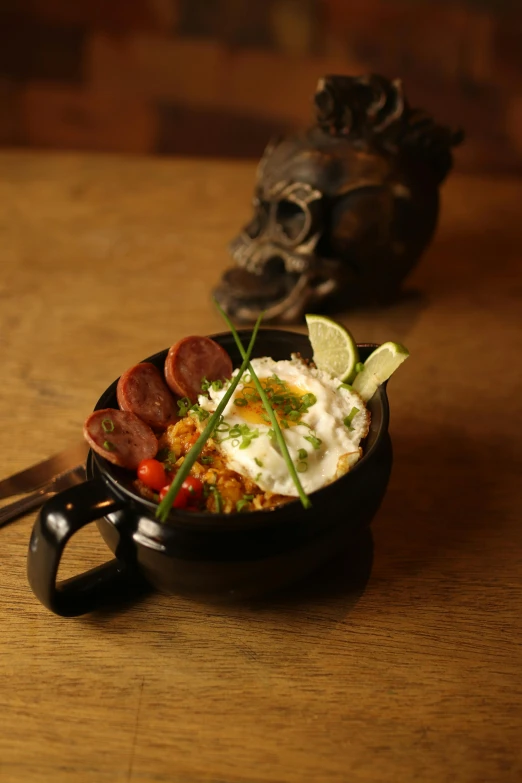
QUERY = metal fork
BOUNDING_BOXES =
[0,465,87,528]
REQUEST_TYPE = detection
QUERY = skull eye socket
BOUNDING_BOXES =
[276,200,307,243]
[245,200,270,239]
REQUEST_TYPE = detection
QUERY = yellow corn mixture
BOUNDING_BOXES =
[134,417,292,514]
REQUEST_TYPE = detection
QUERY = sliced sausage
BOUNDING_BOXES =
[165,336,233,403]
[117,362,179,430]
[83,408,158,470]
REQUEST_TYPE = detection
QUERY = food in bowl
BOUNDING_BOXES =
[83,314,407,518]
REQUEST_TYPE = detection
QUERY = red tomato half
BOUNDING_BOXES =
[137,459,168,491]
[181,476,204,504]
[159,477,204,510]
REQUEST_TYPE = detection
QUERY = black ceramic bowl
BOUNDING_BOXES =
[27,329,392,616]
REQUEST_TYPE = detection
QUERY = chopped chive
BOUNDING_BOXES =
[200,377,210,392]
[236,498,250,512]
[338,382,354,391]
[155,311,264,522]
[296,461,308,473]
[177,397,191,417]
[208,484,222,513]
[255,472,262,482]
[254,457,263,467]
[234,398,248,407]
[200,455,213,464]
[343,406,360,430]
[189,404,210,422]
[103,440,115,451]
[231,438,240,447]
[211,379,224,391]
[355,362,365,373]
[297,448,308,460]
[304,433,322,450]
[214,298,311,511]
[101,418,114,433]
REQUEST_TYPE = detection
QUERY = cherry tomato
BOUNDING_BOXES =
[181,476,204,504]
[137,459,168,491]
[159,484,172,502]
[159,477,204,510]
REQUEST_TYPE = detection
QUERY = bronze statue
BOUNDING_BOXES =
[214,74,463,322]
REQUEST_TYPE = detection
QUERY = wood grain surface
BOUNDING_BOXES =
[0,151,521,783]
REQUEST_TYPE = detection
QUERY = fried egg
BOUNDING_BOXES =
[197,356,370,497]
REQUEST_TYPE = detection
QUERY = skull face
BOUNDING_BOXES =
[233,182,322,277]
[214,128,415,323]
[224,177,342,322]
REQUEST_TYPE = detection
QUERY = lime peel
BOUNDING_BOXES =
[352,341,409,402]
[305,314,359,383]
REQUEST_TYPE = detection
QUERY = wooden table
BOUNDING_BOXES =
[1,151,521,783]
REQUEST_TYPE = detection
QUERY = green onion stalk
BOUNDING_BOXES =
[214,299,311,510]
[155,311,264,522]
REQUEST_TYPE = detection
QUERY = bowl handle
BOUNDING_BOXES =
[27,478,137,616]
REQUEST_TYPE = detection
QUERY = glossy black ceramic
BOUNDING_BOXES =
[27,329,392,616]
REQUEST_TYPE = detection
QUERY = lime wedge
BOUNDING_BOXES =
[352,341,409,402]
[305,314,359,382]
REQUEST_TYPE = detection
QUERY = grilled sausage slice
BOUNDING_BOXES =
[117,362,179,430]
[165,336,233,403]
[83,408,158,470]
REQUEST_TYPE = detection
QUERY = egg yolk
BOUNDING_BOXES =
[232,376,316,427]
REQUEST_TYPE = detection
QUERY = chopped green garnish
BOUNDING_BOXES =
[297,448,308,460]
[254,457,263,467]
[343,406,360,430]
[161,449,177,470]
[200,455,213,465]
[355,362,365,374]
[211,379,224,391]
[189,404,210,422]
[234,398,248,407]
[103,440,115,451]
[217,422,259,449]
[236,498,252,512]
[177,397,191,417]
[207,484,223,513]
[338,383,354,392]
[296,461,308,473]
[200,377,210,392]
[302,393,317,407]
[255,472,262,482]
[101,418,114,433]
[304,433,322,450]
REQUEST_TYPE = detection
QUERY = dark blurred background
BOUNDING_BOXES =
[1,0,521,173]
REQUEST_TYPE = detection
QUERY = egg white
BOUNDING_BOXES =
[197,356,370,497]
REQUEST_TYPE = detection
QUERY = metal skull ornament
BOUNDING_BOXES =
[214,74,463,323]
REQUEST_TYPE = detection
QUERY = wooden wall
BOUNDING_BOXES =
[1,0,521,173]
